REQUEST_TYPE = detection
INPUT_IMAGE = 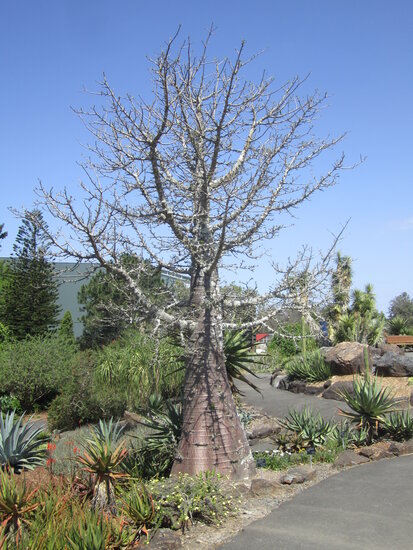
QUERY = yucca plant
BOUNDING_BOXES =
[280,407,336,448]
[0,411,47,473]
[0,470,41,546]
[223,331,262,396]
[387,316,413,336]
[76,419,128,513]
[120,482,156,536]
[338,375,400,444]
[383,410,413,441]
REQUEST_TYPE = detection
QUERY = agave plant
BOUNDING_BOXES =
[280,407,335,448]
[76,419,128,513]
[383,410,413,441]
[338,375,400,444]
[224,331,262,396]
[0,411,47,473]
[0,469,41,546]
[284,349,331,382]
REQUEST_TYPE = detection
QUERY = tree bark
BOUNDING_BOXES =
[171,269,255,479]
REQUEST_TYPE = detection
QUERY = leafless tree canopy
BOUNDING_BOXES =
[39,30,345,332]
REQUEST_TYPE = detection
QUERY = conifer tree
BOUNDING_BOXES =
[1,210,60,339]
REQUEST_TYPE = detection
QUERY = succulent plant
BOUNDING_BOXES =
[0,411,47,473]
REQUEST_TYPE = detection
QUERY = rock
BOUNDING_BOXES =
[248,418,282,440]
[399,439,413,455]
[388,442,404,456]
[304,385,323,396]
[322,381,354,401]
[377,343,405,356]
[146,529,182,549]
[249,438,277,453]
[374,352,413,377]
[288,380,307,394]
[270,369,282,386]
[280,466,316,485]
[375,450,394,460]
[274,375,290,390]
[322,342,370,375]
[410,390,413,407]
[334,450,370,467]
[323,379,332,389]
[358,447,376,459]
[250,478,283,497]
[123,410,144,427]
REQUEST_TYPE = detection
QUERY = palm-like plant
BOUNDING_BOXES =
[76,419,128,513]
[338,375,400,444]
[0,411,47,473]
[224,331,262,396]
[0,470,41,546]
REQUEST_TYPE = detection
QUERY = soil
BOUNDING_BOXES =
[306,374,413,399]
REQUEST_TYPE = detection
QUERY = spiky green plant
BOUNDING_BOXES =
[66,511,108,550]
[280,407,336,447]
[120,482,156,535]
[223,331,262,395]
[284,349,331,382]
[338,375,400,444]
[384,410,413,441]
[0,470,41,546]
[0,411,47,473]
[387,316,413,336]
[76,419,128,513]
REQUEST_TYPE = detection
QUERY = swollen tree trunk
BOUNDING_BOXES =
[171,269,255,479]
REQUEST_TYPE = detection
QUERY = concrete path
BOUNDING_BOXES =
[221,375,413,549]
[219,454,413,549]
[238,374,351,420]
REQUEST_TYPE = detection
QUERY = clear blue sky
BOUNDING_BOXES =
[1,0,412,313]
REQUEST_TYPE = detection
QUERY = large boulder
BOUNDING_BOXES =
[322,342,370,375]
[322,380,355,401]
[373,352,413,377]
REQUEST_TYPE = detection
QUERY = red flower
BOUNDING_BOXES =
[47,442,57,453]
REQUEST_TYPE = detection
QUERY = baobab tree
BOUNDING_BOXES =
[39,30,346,478]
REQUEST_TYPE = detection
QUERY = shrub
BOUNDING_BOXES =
[268,322,317,359]
[255,443,339,470]
[284,350,331,382]
[0,335,76,410]
[0,394,22,415]
[97,331,184,412]
[280,407,336,448]
[148,472,234,532]
[47,351,125,431]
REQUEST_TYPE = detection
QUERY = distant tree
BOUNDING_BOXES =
[0,223,7,245]
[388,292,413,325]
[78,256,173,348]
[58,310,76,344]
[0,210,60,339]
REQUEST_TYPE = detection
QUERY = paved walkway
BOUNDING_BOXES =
[220,374,413,549]
[238,373,351,420]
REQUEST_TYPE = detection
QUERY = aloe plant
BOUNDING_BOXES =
[384,410,413,441]
[76,419,128,513]
[120,482,155,535]
[280,407,335,448]
[0,411,47,473]
[338,375,400,444]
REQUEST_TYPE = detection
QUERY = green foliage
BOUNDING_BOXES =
[47,350,125,431]
[268,322,317,360]
[120,482,156,533]
[0,470,40,544]
[279,407,336,447]
[58,311,76,344]
[383,410,413,441]
[0,335,76,410]
[97,331,184,412]
[76,418,128,513]
[0,210,60,339]
[387,315,413,336]
[0,411,47,473]
[284,349,331,382]
[223,331,262,395]
[125,399,183,479]
[338,374,399,444]
[148,472,234,532]
[332,284,386,346]
[255,443,339,471]
[78,257,169,348]
[0,395,22,415]
[388,292,413,325]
